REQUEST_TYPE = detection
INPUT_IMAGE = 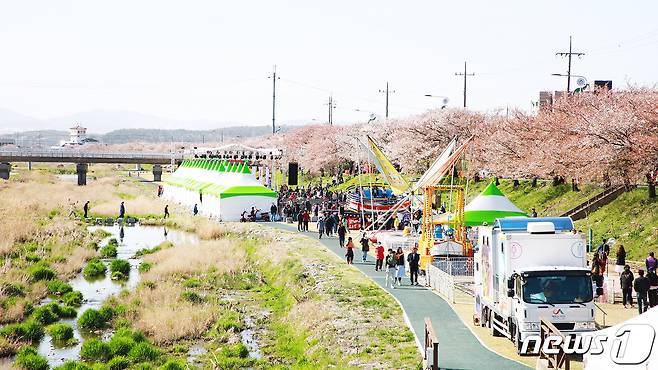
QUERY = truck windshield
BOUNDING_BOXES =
[522,274,592,304]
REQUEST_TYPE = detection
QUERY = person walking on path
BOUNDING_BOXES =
[615,245,627,273]
[345,237,355,265]
[338,223,347,248]
[375,242,385,271]
[297,211,304,232]
[164,205,170,219]
[361,235,370,262]
[302,210,310,231]
[83,201,90,219]
[385,249,397,288]
[620,265,634,308]
[193,204,198,216]
[270,203,278,222]
[647,269,658,308]
[119,201,126,219]
[325,213,334,237]
[395,247,406,287]
[407,246,421,286]
[634,269,650,314]
[646,252,657,273]
[317,216,325,239]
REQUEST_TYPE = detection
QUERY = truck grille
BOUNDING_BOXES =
[553,322,575,331]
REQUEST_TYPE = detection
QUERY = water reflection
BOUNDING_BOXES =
[36,225,198,368]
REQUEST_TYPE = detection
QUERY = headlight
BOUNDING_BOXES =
[523,322,540,331]
[574,321,596,330]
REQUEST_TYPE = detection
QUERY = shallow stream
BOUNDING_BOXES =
[36,225,197,367]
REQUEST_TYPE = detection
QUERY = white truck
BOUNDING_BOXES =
[474,217,597,354]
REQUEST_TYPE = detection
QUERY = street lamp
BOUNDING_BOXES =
[551,74,588,92]
[424,94,449,109]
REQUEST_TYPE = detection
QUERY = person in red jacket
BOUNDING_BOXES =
[375,242,385,271]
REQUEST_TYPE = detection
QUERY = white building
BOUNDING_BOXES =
[59,125,98,147]
[69,125,87,145]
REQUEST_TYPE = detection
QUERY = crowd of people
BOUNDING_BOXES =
[591,238,658,315]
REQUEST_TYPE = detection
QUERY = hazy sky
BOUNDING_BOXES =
[0,0,657,127]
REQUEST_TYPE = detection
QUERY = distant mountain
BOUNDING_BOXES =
[0,108,41,133]
[0,126,295,147]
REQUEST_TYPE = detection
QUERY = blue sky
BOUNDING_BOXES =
[0,0,656,128]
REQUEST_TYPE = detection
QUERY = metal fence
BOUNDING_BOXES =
[427,264,455,303]
[431,257,474,276]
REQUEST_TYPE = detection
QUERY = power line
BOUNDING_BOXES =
[555,36,585,92]
[455,61,475,108]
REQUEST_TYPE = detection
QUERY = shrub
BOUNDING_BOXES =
[80,338,111,362]
[54,361,93,370]
[221,343,249,359]
[181,291,204,304]
[32,303,60,325]
[131,364,155,370]
[110,259,130,276]
[47,279,73,295]
[77,307,114,330]
[29,263,56,281]
[128,342,159,362]
[62,291,84,307]
[138,262,152,273]
[25,253,41,263]
[47,323,74,341]
[159,360,186,370]
[14,346,49,370]
[58,305,77,318]
[108,335,135,357]
[1,282,25,297]
[100,244,118,258]
[107,238,119,248]
[83,258,107,279]
[0,320,44,342]
[107,356,130,370]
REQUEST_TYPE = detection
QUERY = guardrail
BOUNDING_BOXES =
[424,317,439,370]
[0,149,181,160]
[427,263,455,303]
[431,256,474,276]
[539,318,570,370]
[594,302,607,328]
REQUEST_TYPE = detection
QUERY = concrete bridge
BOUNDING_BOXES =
[0,149,184,185]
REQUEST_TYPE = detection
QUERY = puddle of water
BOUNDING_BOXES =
[36,225,198,368]
[240,315,262,359]
[187,344,208,364]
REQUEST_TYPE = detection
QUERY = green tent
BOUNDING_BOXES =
[464,181,527,226]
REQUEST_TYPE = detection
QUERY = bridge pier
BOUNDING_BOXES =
[152,164,162,182]
[0,163,11,180]
[76,163,88,186]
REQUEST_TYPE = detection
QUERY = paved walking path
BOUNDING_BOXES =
[270,222,529,370]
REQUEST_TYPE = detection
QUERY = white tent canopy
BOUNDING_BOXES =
[163,159,277,221]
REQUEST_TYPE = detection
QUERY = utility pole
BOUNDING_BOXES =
[455,61,475,108]
[325,95,336,124]
[378,82,395,119]
[555,36,585,93]
[269,65,280,134]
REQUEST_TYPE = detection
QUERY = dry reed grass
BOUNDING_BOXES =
[143,240,246,280]
[53,246,97,278]
[120,281,219,344]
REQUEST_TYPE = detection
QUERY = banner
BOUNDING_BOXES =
[366,136,410,195]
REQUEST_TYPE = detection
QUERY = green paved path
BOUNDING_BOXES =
[270,222,529,370]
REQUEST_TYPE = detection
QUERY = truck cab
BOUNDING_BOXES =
[474,217,597,354]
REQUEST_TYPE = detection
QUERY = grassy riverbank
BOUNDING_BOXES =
[1,167,421,369]
[103,222,420,369]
